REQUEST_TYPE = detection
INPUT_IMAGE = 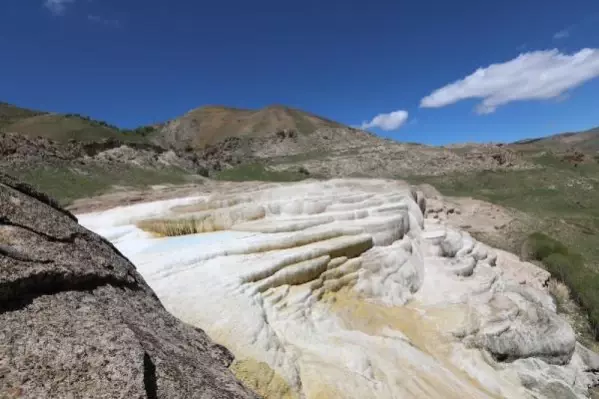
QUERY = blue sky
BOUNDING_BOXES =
[1,0,598,145]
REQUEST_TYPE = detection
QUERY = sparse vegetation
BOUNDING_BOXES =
[0,102,46,130]
[214,163,309,182]
[407,153,599,256]
[137,204,265,236]
[63,113,121,131]
[138,218,200,237]
[268,151,328,165]
[122,125,157,136]
[63,113,158,138]
[5,165,192,206]
[1,102,157,142]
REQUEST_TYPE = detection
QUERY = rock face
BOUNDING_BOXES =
[193,129,533,178]
[77,179,599,399]
[0,173,257,398]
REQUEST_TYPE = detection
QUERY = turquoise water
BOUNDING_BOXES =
[140,231,258,254]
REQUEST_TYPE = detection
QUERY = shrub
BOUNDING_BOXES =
[298,166,310,176]
[524,232,570,260]
[524,232,599,337]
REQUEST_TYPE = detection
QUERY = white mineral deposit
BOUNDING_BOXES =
[78,179,599,399]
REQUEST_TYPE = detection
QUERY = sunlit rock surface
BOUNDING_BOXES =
[78,179,599,399]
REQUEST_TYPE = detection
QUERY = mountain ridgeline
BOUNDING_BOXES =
[3,100,598,154]
[1,100,598,206]
[0,102,348,148]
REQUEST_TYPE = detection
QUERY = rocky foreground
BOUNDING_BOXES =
[75,179,599,399]
[0,173,256,398]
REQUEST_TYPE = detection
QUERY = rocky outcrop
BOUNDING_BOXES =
[0,173,257,398]
[0,132,209,176]
[1,126,534,187]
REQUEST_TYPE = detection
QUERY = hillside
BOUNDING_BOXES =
[155,104,347,150]
[0,101,46,130]
[511,126,599,153]
[0,102,155,143]
[0,100,538,204]
[1,100,596,203]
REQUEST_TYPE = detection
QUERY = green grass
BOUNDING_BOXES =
[268,151,328,165]
[2,114,151,143]
[6,165,192,206]
[407,155,599,230]
[1,103,156,143]
[0,102,45,130]
[214,163,309,182]
[523,232,599,337]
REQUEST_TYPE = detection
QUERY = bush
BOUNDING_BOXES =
[122,126,157,136]
[524,232,599,337]
[525,232,570,260]
[298,166,310,176]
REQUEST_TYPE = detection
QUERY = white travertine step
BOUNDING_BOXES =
[78,179,599,399]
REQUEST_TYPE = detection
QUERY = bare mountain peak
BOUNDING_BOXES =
[157,103,349,149]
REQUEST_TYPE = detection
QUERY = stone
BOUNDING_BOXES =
[0,173,257,399]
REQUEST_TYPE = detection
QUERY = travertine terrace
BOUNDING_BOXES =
[79,179,599,399]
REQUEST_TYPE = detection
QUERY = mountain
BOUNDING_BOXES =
[155,104,347,150]
[0,100,533,204]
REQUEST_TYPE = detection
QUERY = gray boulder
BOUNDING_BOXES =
[0,173,257,398]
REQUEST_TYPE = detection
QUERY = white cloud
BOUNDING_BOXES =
[554,30,570,39]
[360,110,409,131]
[44,0,75,15]
[420,48,599,114]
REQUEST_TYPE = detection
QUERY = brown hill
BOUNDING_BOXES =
[511,126,599,153]
[155,104,346,150]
